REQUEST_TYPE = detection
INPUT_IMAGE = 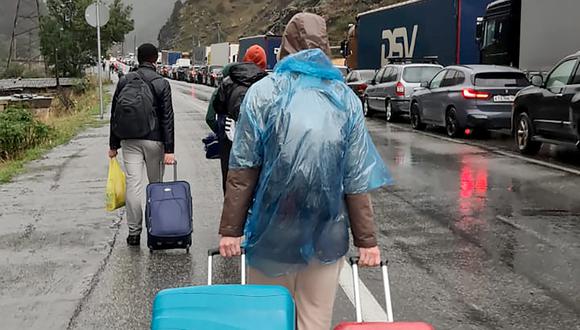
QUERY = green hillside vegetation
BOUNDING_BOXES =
[158,0,406,51]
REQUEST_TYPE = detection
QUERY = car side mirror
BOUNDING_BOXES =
[371,79,376,85]
[531,75,543,87]
[420,81,429,88]
[476,17,484,42]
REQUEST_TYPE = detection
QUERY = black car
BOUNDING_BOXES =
[345,69,376,103]
[512,51,580,154]
[196,66,208,85]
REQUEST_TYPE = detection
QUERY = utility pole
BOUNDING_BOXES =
[7,0,22,70]
[96,0,104,120]
[54,47,60,87]
[7,0,42,70]
[192,34,196,65]
[216,22,222,43]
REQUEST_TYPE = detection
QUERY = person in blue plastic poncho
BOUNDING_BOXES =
[218,13,392,330]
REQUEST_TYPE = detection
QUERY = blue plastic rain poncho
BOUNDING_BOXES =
[230,49,392,276]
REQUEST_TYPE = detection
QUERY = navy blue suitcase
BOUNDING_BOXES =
[146,161,193,253]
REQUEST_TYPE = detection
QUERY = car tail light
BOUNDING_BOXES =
[396,82,405,96]
[462,88,490,99]
[357,83,368,93]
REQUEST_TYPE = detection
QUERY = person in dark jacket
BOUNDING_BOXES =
[213,45,268,192]
[108,43,175,246]
[205,64,235,134]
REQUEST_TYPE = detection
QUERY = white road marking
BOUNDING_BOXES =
[495,215,569,251]
[339,260,388,322]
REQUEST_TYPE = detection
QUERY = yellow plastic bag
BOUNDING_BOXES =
[106,158,126,211]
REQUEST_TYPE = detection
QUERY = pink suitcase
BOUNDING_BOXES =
[334,258,435,330]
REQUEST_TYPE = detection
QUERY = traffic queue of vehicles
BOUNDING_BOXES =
[157,35,282,87]
[341,0,580,155]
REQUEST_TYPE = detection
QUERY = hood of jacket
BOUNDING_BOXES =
[279,13,331,60]
[274,49,343,81]
[228,62,268,87]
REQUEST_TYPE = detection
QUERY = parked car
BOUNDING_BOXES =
[346,69,376,104]
[364,63,443,121]
[186,65,200,83]
[197,66,208,84]
[207,65,224,86]
[410,65,530,137]
[170,65,179,80]
[512,51,580,155]
[176,66,189,81]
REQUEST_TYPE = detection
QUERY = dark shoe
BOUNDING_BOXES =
[126,235,140,246]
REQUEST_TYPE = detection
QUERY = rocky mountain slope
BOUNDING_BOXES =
[158,0,405,51]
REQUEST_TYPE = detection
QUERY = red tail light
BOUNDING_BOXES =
[462,88,490,99]
[357,83,368,92]
[396,82,405,96]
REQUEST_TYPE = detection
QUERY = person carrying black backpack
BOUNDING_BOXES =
[108,43,175,246]
[213,45,268,193]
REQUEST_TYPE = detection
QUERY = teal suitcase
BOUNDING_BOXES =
[151,249,295,330]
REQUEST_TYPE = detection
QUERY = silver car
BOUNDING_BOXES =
[364,63,443,121]
[410,65,530,137]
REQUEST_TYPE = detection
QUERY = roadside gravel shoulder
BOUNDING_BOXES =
[0,100,120,329]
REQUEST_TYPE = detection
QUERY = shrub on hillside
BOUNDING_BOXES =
[0,107,52,160]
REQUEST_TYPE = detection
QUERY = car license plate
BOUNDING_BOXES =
[493,95,515,102]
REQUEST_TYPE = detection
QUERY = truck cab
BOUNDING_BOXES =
[477,0,520,67]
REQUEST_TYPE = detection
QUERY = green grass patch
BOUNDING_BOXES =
[0,87,111,183]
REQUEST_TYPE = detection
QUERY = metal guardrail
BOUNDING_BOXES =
[0,78,79,92]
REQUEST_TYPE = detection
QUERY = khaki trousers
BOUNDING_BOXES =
[249,259,344,330]
[120,139,164,235]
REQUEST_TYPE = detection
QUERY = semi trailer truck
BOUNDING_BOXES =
[345,0,494,69]
[477,0,580,73]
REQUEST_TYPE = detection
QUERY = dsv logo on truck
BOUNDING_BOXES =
[381,25,418,66]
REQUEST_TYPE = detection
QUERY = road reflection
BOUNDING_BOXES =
[457,155,489,234]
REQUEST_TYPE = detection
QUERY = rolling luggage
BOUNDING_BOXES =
[334,257,435,330]
[151,249,296,330]
[146,161,193,253]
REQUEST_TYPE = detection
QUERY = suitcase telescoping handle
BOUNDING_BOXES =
[159,160,178,182]
[349,257,394,323]
[207,248,246,286]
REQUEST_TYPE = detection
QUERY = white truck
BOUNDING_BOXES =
[209,42,239,66]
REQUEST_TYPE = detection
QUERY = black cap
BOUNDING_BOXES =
[137,43,158,64]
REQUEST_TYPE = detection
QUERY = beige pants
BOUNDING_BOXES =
[249,259,344,330]
[120,139,164,235]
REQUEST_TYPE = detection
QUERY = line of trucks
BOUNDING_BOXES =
[156,35,282,85]
[344,0,580,74]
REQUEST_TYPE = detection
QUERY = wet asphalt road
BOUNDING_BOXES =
[2,79,580,329]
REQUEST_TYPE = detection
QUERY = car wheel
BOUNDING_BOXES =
[445,107,462,138]
[363,97,372,117]
[516,112,542,155]
[410,102,426,131]
[386,99,397,122]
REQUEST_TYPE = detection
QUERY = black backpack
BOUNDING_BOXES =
[112,71,159,139]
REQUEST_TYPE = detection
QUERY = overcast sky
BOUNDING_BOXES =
[110,0,179,48]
